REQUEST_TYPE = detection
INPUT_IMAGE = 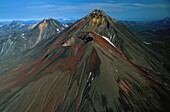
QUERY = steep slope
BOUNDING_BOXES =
[0,10,169,112]
[120,17,170,62]
[30,18,65,46]
[58,9,170,81]
[0,18,65,59]
[139,28,170,61]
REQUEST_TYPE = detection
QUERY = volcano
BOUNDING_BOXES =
[0,10,169,112]
[0,18,64,58]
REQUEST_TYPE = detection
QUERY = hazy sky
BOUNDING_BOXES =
[0,0,170,21]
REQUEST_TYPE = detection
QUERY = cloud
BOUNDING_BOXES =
[25,2,170,16]
[27,2,133,9]
[48,3,135,12]
[26,2,170,11]
[106,0,116,3]
[132,3,170,8]
[26,4,56,9]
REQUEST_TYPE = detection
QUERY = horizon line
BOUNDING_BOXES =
[0,17,169,22]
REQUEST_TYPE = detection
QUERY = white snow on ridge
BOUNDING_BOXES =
[113,33,116,40]
[20,24,25,28]
[115,69,118,73]
[22,36,26,40]
[62,24,69,27]
[102,35,116,47]
[56,29,60,32]
[143,41,151,45]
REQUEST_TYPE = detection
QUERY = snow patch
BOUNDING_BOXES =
[65,24,68,27]
[102,35,116,47]
[87,72,95,83]
[20,24,25,28]
[143,41,151,45]
[89,72,92,77]
[91,77,94,81]
[22,36,26,40]
[56,29,60,31]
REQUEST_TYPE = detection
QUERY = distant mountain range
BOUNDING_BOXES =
[119,17,170,32]
[0,17,79,25]
[0,10,169,112]
[0,22,31,36]
[119,17,170,61]
[1,16,169,35]
[0,18,65,58]
[0,16,170,60]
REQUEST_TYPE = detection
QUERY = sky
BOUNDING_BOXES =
[0,0,170,21]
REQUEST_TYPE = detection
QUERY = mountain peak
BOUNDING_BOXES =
[36,18,64,29]
[89,9,116,24]
[92,9,105,14]
[76,9,117,33]
[43,18,56,21]
[162,17,170,21]
[90,9,106,18]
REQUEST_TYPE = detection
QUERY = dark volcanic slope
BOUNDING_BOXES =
[0,18,65,58]
[0,10,170,112]
[120,17,170,64]
[138,28,170,61]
